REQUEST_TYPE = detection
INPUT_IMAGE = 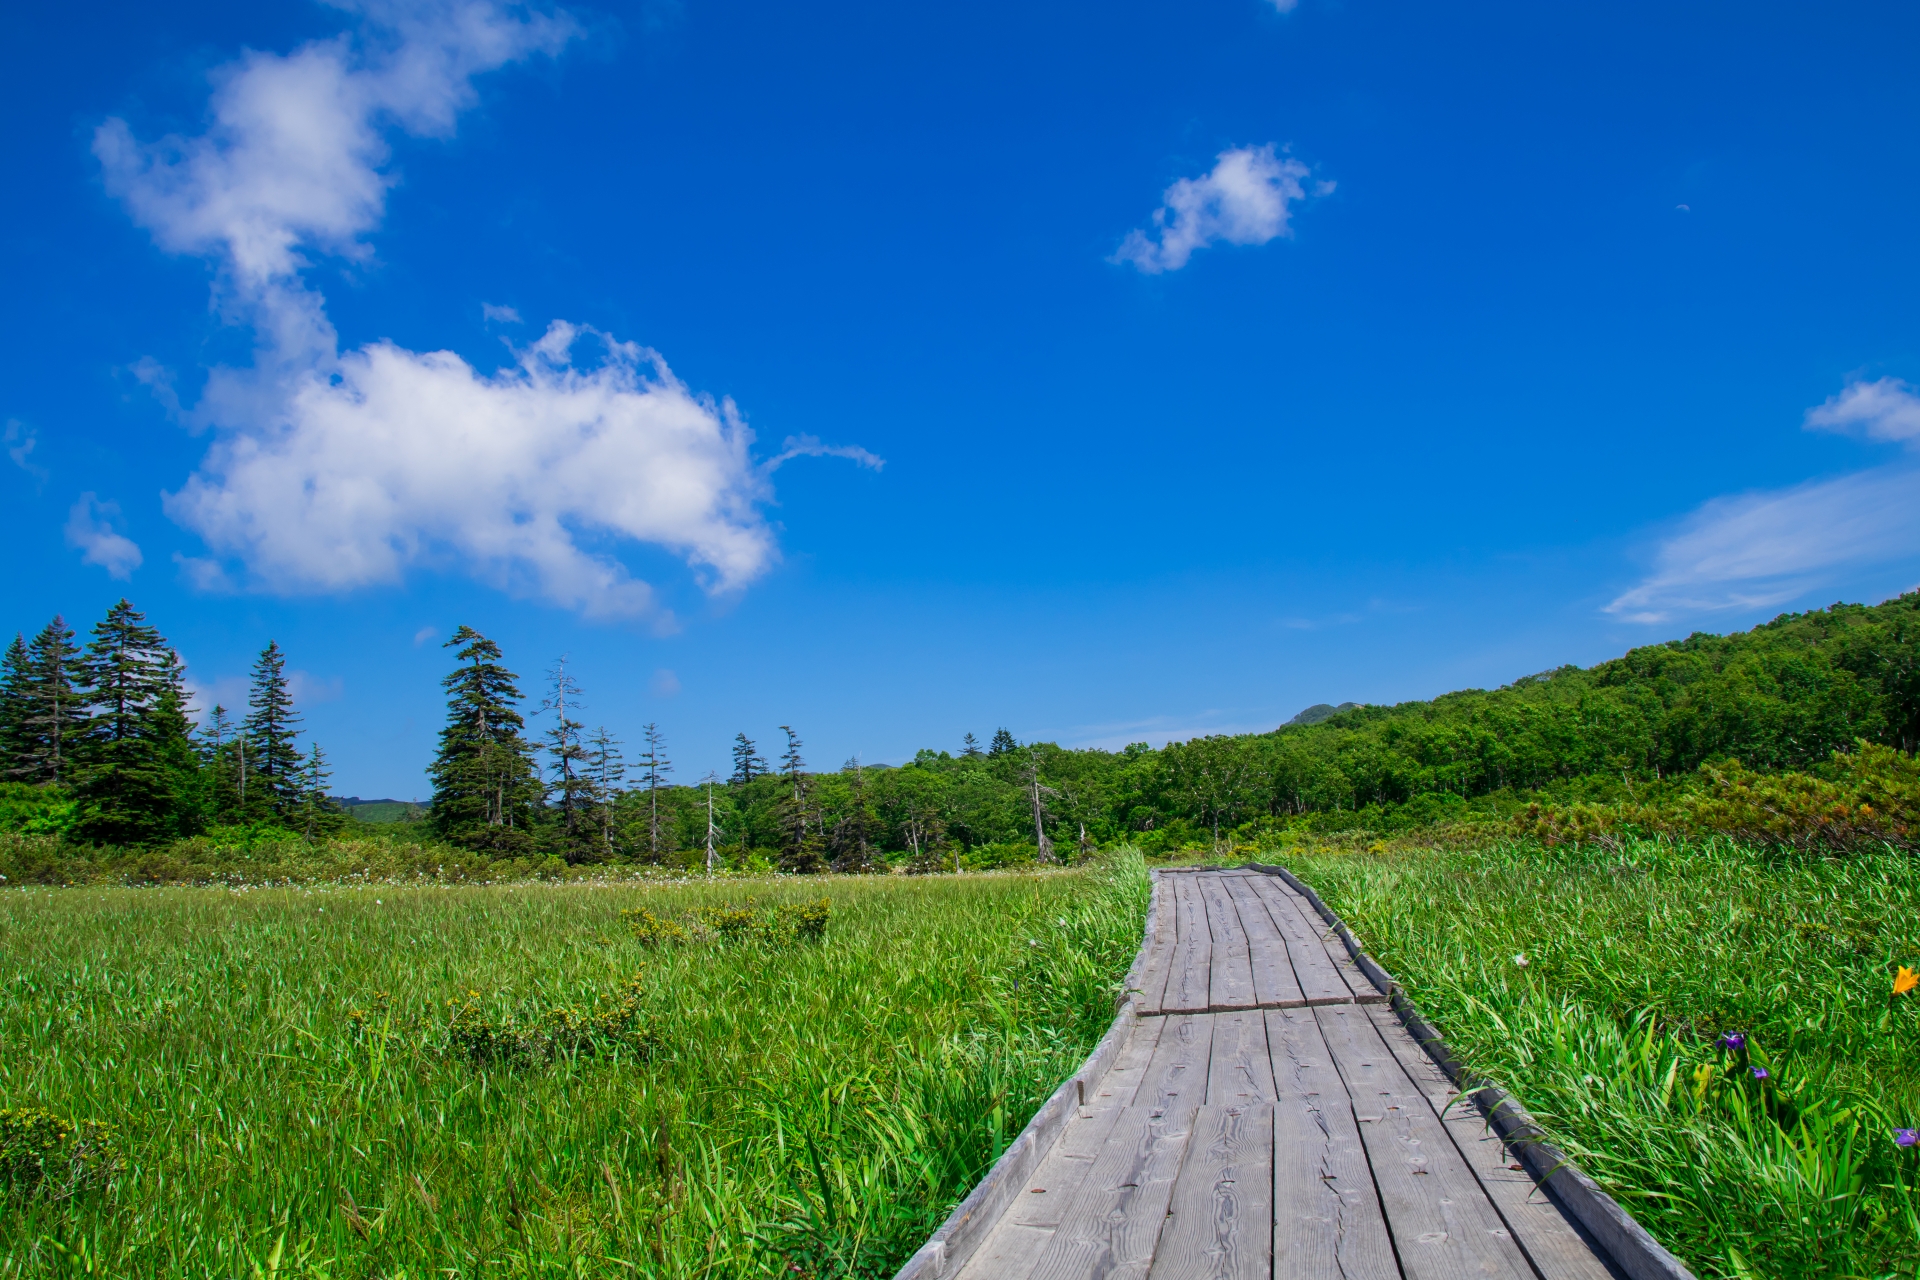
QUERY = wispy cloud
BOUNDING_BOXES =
[98,1,870,619]
[1607,376,1920,623]
[65,493,144,579]
[4,419,47,482]
[1112,144,1329,275]
[482,302,522,324]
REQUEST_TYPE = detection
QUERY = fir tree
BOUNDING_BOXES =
[639,723,673,859]
[960,732,984,760]
[429,625,541,853]
[586,726,625,859]
[298,743,342,840]
[10,617,83,785]
[775,725,825,873]
[201,705,245,823]
[71,600,200,845]
[0,634,29,776]
[730,732,767,786]
[988,728,1018,757]
[243,641,304,818]
[538,657,593,853]
[830,757,883,873]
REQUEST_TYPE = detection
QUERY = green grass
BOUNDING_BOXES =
[0,858,1148,1278]
[1284,837,1920,1280]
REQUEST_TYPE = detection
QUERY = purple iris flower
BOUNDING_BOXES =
[1717,1033,1746,1052]
[1750,1066,1769,1080]
[1897,1129,1920,1149]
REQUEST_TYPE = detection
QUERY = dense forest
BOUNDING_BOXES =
[3,592,1918,869]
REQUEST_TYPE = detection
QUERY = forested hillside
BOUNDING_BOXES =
[3,593,1918,869]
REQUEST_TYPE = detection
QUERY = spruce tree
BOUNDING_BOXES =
[831,758,883,873]
[201,705,245,823]
[0,634,29,777]
[71,600,199,844]
[989,728,1017,757]
[960,732,984,760]
[775,725,825,873]
[539,657,594,860]
[243,641,304,819]
[429,625,541,853]
[10,617,83,785]
[586,726,625,859]
[639,723,673,860]
[298,743,344,840]
[730,732,767,786]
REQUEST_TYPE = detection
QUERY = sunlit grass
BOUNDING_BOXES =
[0,859,1148,1278]
[1288,837,1920,1280]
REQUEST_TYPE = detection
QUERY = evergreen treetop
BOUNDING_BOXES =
[243,641,304,816]
[429,625,541,852]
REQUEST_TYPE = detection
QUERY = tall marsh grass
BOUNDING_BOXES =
[1290,837,1920,1280]
[0,857,1148,1278]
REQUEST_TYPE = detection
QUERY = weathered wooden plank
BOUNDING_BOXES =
[1316,1004,1535,1280]
[1270,880,1388,1002]
[1147,1103,1275,1280]
[1367,1005,1616,1280]
[1138,1013,1216,1112]
[1224,875,1307,1010]
[1204,1009,1275,1104]
[1200,875,1258,1011]
[1025,1103,1200,1280]
[1130,876,1177,1016]
[1161,875,1214,1015]
[956,1015,1174,1280]
[1244,875,1353,1005]
[1265,1007,1402,1280]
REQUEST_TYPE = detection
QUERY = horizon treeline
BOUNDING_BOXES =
[0,599,342,844]
[4,592,1918,865]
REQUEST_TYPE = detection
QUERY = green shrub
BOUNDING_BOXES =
[0,1108,120,1199]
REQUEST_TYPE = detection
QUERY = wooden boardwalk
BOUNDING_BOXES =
[903,867,1678,1280]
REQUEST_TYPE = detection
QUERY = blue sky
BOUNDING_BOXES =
[5,0,1920,797]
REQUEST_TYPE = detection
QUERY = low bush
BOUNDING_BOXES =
[0,1108,120,1200]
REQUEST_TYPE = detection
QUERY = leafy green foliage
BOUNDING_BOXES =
[0,1108,120,1201]
[1290,837,1920,1280]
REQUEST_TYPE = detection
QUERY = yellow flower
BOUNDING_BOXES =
[1895,966,1918,996]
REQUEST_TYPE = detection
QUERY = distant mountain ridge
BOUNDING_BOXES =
[1283,702,1360,728]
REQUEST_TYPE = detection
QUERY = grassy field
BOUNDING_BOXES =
[0,858,1149,1279]
[1283,837,1920,1280]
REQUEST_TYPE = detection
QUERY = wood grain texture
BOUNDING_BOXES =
[1317,1004,1535,1280]
[1025,1102,1200,1280]
[1205,1009,1276,1104]
[1148,1104,1275,1280]
[1266,1007,1402,1280]
[1271,880,1389,1003]
[1244,875,1354,1005]
[1224,874,1308,1010]
[1367,1005,1616,1280]
[1162,875,1215,1015]
[1137,1014,1216,1113]
[1201,875,1259,1011]
[1131,876,1177,1016]
[956,1104,1135,1280]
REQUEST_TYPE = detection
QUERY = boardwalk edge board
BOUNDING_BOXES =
[1247,861,1697,1280]
[891,873,1168,1280]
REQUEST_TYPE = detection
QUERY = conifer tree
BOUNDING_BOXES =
[8,617,83,785]
[201,705,245,822]
[831,757,883,873]
[775,725,825,873]
[71,600,199,845]
[429,625,541,853]
[298,743,340,840]
[988,728,1017,757]
[639,723,673,859]
[730,732,767,786]
[0,634,29,776]
[587,726,625,859]
[960,732,984,760]
[243,641,304,818]
[539,657,595,860]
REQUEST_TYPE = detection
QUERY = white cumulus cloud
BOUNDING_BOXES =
[66,493,144,580]
[165,322,775,617]
[1606,377,1920,623]
[1112,144,1326,275]
[97,1,870,618]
